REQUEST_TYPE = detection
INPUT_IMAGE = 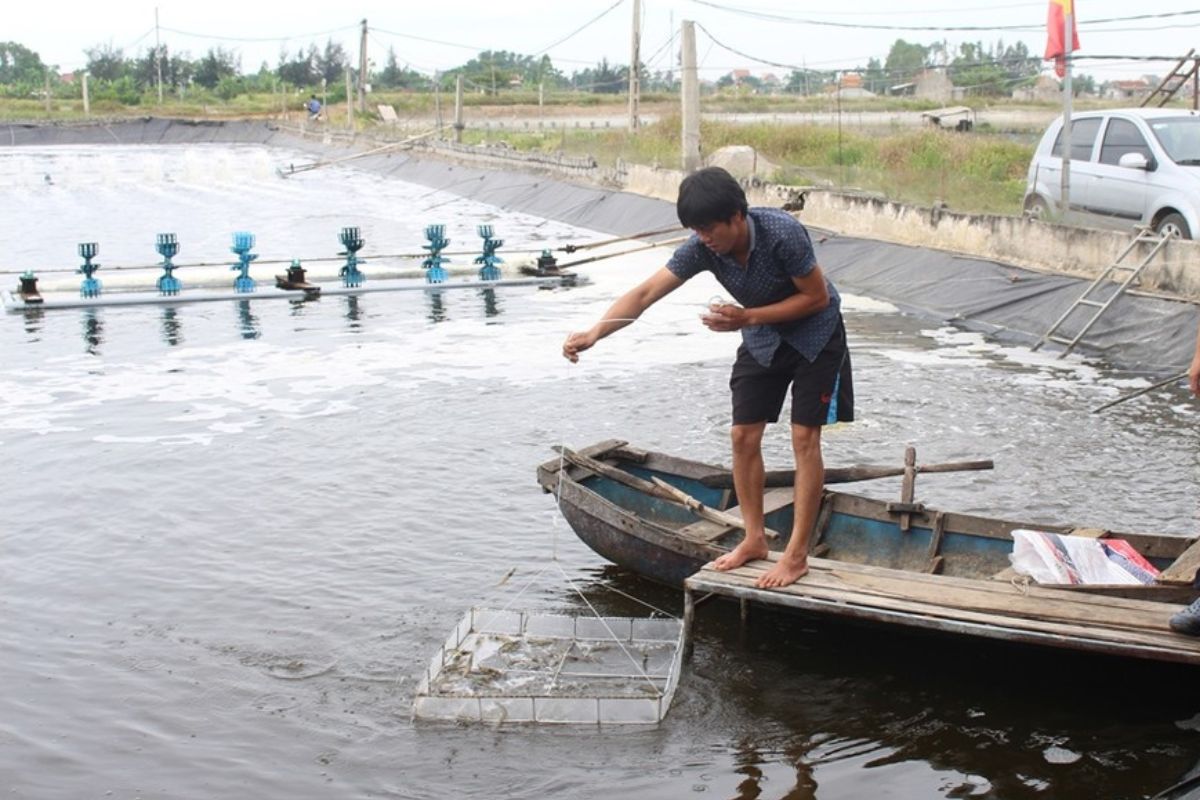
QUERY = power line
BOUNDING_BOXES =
[371,27,488,53]
[685,0,1200,33]
[533,0,626,57]
[158,24,357,45]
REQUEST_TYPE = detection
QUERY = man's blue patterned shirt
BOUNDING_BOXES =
[666,207,841,366]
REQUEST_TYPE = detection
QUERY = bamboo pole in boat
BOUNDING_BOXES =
[696,458,995,489]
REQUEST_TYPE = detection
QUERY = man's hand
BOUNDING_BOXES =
[563,331,597,363]
[701,303,748,332]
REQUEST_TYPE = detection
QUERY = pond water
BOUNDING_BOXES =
[1,144,1198,800]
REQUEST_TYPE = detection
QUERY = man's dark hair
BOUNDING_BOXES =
[676,167,749,228]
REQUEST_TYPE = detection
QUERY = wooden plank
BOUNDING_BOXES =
[688,560,1200,655]
[686,568,1200,663]
[676,486,792,543]
[652,477,781,540]
[731,553,1181,629]
[1070,527,1108,538]
[1158,537,1200,585]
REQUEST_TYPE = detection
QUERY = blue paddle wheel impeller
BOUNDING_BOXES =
[422,224,450,284]
[230,232,258,293]
[338,227,367,288]
[474,224,503,281]
[155,233,182,296]
[77,242,101,298]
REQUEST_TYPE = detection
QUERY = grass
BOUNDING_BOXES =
[459,112,1035,215]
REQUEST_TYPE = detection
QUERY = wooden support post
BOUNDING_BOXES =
[900,446,917,532]
[926,511,946,573]
[682,585,695,662]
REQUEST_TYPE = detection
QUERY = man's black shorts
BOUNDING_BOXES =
[729,322,854,427]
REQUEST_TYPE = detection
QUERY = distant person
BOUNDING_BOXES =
[306,95,322,121]
[562,166,853,589]
[1167,318,1200,635]
[1190,319,1200,398]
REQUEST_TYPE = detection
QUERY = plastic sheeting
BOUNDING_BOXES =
[816,235,1200,372]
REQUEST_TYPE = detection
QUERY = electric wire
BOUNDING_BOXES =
[533,0,627,58]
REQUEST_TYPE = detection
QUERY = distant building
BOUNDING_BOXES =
[825,73,874,98]
[1105,79,1151,101]
[1012,75,1061,102]
[730,69,751,87]
[914,69,953,103]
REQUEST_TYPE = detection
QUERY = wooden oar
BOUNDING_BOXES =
[649,477,779,540]
[553,447,777,538]
[697,459,995,490]
[552,446,676,501]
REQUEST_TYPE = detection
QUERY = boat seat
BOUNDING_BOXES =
[678,487,794,544]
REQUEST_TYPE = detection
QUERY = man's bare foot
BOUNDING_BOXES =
[756,557,808,589]
[712,537,769,571]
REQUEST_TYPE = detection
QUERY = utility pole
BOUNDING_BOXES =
[454,74,464,143]
[680,20,700,172]
[345,68,353,130]
[358,19,369,113]
[82,72,90,116]
[628,0,641,131]
[434,71,442,134]
[155,7,164,104]
[1060,6,1073,219]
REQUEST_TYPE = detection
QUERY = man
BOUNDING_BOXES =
[1191,321,1200,398]
[1168,319,1200,634]
[306,95,322,121]
[562,166,853,589]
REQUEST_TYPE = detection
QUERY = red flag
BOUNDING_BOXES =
[1045,0,1081,78]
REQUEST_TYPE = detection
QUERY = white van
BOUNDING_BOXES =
[1023,108,1200,239]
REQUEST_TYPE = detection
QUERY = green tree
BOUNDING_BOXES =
[375,48,428,89]
[864,57,887,94]
[193,47,239,89]
[951,39,1039,96]
[0,42,46,85]
[317,39,348,86]
[84,43,128,82]
[133,46,193,93]
[278,45,319,87]
[571,59,625,94]
[884,39,928,85]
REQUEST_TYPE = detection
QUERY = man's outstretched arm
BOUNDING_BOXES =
[563,267,684,362]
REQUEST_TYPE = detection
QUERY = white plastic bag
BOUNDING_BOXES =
[1009,529,1159,585]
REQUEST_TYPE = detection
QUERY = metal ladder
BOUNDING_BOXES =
[1032,227,1174,358]
[1141,49,1198,108]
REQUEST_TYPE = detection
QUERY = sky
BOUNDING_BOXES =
[8,0,1200,85]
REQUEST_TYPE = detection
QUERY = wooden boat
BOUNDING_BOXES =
[536,440,1200,665]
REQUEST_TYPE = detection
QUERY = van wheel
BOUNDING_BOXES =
[1155,213,1191,239]
[1025,196,1050,220]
